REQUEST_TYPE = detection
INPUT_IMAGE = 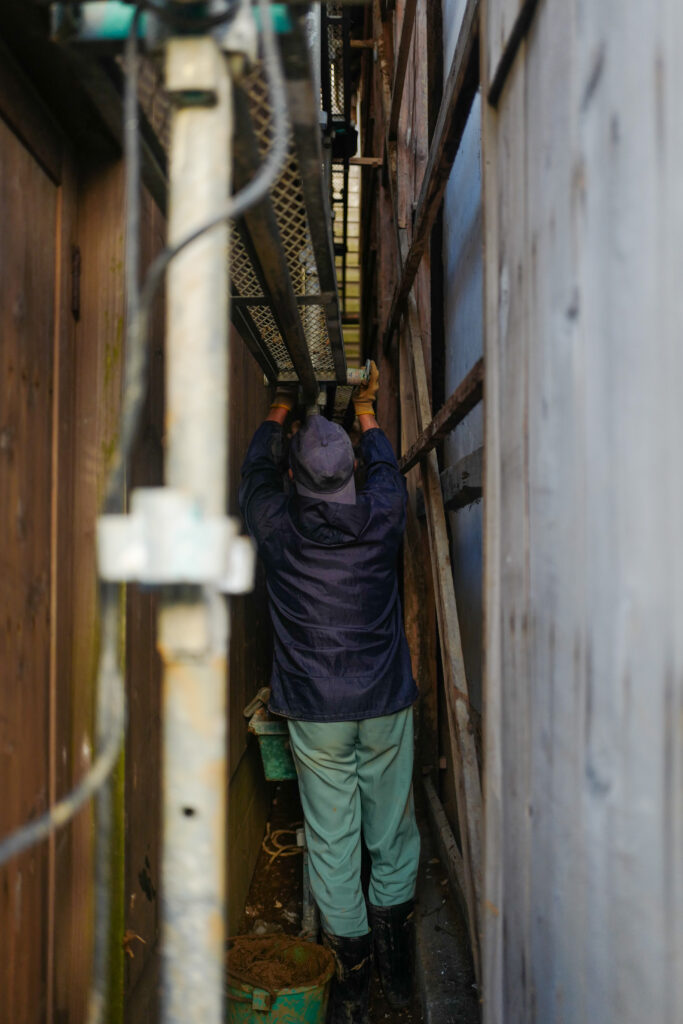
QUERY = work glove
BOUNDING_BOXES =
[353,360,379,417]
[270,383,298,414]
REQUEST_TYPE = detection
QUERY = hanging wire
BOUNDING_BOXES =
[0,0,289,867]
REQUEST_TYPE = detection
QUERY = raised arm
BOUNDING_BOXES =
[354,362,407,514]
[353,360,381,433]
[238,385,297,538]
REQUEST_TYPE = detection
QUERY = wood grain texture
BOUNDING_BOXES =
[0,111,57,1024]
[480,1,503,1013]
[483,1,683,1019]
[383,0,480,351]
[399,357,483,471]
[388,0,418,140]
[54,157,128,1024]
[403,297,483,980]
[123,186,166,1024]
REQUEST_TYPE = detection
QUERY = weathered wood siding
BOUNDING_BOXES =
[482,1,683,1020]
[0,82,62,1024]
[0,23,273,1020]
[441,0,485,834]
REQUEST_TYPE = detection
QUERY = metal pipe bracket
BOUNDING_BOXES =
[97,488,255,593]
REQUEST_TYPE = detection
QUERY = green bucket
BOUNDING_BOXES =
[227,935,334,1024]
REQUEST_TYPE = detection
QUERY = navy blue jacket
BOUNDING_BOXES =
[239,421,418,722]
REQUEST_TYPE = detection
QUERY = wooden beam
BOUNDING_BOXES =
[416,446,483,518]
[349,156,383,166]
[400,357,484,472]
[388,0,418,141]
[487,0,540,108]
[350,38,375,49]
[402,295,483,982]
[422,775,467,921]
[383,0,480,352]
[374,0,482,976]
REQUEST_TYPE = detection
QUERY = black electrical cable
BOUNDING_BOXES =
[0,589,126,867]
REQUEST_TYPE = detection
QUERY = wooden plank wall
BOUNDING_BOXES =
[393,0,440,772]
[0,18,281,1024]
[122,186,166,1024]
[482,0,683,1020]
[360,0,439,768]
[0,98,62,1024]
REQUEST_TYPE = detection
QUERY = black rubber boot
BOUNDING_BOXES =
[321,929,372,1024]
[368,898,415,1010]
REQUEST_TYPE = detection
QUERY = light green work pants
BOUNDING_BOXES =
[287,708,420,937]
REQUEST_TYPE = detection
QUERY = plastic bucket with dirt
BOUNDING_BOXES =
[226,934,334,1023]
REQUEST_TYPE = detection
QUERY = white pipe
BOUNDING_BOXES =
[159,36,232,1024]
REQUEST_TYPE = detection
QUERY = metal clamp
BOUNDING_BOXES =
[97,488,255,593]
[267,359,372,391]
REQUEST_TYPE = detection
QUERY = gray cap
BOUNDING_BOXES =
[290,415,356,505]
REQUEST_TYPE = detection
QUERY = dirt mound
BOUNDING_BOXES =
[227,934,334,994]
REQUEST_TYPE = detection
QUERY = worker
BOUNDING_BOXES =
[239,363,420,1023]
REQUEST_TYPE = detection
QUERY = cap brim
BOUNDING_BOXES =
[295,474,357,505]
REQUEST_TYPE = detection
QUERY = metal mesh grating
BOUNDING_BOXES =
[327,4,344,117]
[248,306,293,370]
[301,305,336,375]
[332,384,354,422]
[230,60,338,379]
[230,229,263,298]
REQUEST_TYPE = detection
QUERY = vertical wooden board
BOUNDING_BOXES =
[480,0,504,1017]
[398,0,437,769]
[53,157,127,1024]
[491,51,532,1024]
[123,187,166,1023]
[399,330,438,772]
[375,184,400,451]
[226,744,271,936]
[523,3,588,1020]
[0,114,57,1024]
[573,2,683,1018]
[50,151,79,1024]
[486,0,683,1020]
[659,5,683,1014]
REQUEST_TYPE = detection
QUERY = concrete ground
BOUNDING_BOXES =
[413,799,480,1024]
